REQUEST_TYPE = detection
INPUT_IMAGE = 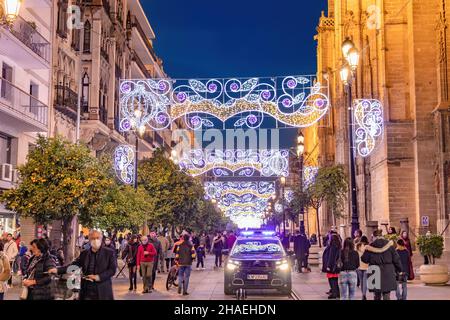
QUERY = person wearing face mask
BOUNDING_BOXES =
[136,236,157,293]
[50,230,117,300]
[104,237,116,258]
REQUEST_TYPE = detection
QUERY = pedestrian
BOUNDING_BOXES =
[165,235,175,270]
[51,230,117,300]
[322,233,341,299]
[4,233,18,287]
[396,239,410,300]
[293,230,311,273]
[175,234,196,295]
[353,229,363,244]
[22,238,56,300]
[356,235,369,300]
[121,234,139,292]
[104,237,116,257]
[136,236,157,294]
[226,231,237,250]
[192,232,200,250]
[158,232,170,273]
[361,229,403,300]
[309,234,317,246]
[339,237,360,300]
[205,233,212,254]
[388,227,397,235]
[0,242,11,300]
[148,232,161,289]
[196,244,206,270]
[213,232,223,268]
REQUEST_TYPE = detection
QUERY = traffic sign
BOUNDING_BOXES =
[421,216,430,227]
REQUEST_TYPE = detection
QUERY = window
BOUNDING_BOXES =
[83,20,91,53]
[0,134,12,164]
[1,63,13,101]
[57,0,69,38]
[29,82,39,116]
[81,72,90,112]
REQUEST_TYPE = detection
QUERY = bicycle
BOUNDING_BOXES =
[166,264,179,291]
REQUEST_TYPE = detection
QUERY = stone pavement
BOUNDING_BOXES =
[4,253,450,300]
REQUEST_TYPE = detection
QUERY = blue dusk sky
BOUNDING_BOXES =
[142,0,328,147]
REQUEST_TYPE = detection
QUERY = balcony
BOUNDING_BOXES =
[0,15,50,68]
[54,85,78,121]
[0,77,48,132]
[131,50,151,78]
[129,15,159,65]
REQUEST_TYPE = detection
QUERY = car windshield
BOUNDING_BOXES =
[231,239,283,255]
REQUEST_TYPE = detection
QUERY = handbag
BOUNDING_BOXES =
[20,269,34,300]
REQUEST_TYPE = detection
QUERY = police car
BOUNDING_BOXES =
[224,230,292,295]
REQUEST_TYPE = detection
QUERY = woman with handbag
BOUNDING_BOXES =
[22,238,56,300]
[322,234,342,299]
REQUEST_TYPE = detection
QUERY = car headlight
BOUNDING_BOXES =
[226,259,240,271]
[276,260,289,271]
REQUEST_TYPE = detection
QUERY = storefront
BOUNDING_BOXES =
[0,203,16,235]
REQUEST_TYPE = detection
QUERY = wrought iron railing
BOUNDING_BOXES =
[0,77,48,127]
[54,85,78,120]
[130,15,158,63]
[7,15,51,63]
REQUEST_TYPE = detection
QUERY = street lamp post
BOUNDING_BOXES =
[280,176,286,236]
[297,132,306,235]
[340,38,360,237]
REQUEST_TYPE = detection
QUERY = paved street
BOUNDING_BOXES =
[4,254,450,300]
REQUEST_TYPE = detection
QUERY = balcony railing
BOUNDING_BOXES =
[130,15,159,63]
[54,85,78,121]
[0,77,48,127]
[8,15,51,63]
[132,50,151,78]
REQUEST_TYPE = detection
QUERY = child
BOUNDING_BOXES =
[396,239,411,300]
[196,244,206,270]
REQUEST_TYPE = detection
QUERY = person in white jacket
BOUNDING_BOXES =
[4,234,18,287]
[0,242,11,300]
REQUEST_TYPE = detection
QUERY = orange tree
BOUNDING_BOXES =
[0,136,113,260]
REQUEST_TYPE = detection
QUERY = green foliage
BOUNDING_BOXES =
[0,136,113,225]
[291,165,348,217]
[384,234,399,248]
[91,185,152,232]
[138,149,205,230]
[416,234,445,264]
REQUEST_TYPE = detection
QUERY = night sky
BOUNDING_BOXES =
[142,0,328,147]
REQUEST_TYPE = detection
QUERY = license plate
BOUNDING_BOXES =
[247,274,268,280]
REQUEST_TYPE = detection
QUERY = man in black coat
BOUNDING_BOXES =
[361,229,402,300]
[51,230,117,300]
[293,231,311,273]
[148,232,161,289]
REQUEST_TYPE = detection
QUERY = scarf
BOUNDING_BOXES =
[26,254,43,280]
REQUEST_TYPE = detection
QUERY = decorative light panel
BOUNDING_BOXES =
[284,188,294,203]
[303,166,319,189]
[204,181,275,201]
[353,99,384,157]
[179,149,289,177]
[119,75,329,131]
[114,145,135,185]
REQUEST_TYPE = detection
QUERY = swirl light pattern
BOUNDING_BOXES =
[114,145,135,185]
[353,99,384,157]
[119,75,329,131]
[179,149,289,177]
[304,166,319,189]
[205,181,275,200]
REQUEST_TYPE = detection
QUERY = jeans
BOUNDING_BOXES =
[140,262,154,292]
[357,269,368,297]
[339,271,357,300]
[214,251,222,267]
[396,281,408,300]
[159,253,166,272]
[178,266,192,293]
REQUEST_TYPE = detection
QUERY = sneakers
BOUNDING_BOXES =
[183,292,189,296]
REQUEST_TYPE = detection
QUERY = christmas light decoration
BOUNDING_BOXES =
[284,188,294,203]
[179,149,289,177]
[233,242,282,254]
[114,145,135,185]
[353,99,384,157]
[303,166,319,189]
[204,181,275,200]
[119,75,329,131]
[275,202,284,213]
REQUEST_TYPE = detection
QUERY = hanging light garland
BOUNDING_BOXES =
[353,99,384,158]
[114,145,135,185]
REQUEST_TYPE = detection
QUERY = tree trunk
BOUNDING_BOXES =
[316,207,322,248]
[62,215,77,263]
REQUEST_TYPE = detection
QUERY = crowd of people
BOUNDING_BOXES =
[0,228,238,300]
[321,228,414,300]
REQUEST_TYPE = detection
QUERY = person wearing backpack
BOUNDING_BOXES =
[339,238,360,300]
[136,236,157,294]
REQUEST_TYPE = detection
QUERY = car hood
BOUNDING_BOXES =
[231,254,285,261]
